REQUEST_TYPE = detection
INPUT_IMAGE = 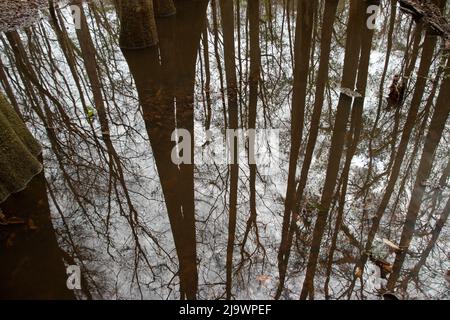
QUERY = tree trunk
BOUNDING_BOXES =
[356,31,438,285]
[400,196,450,291]
[219,0,239,300]
[300,0,364,300]
[323,1,376,298]
[122,0,208,300]
[202,21,212,130]
[241,0,262,256]
[387,54,450,289]
[115,0,158,49]
[276,0,316,299]
[275,0,339,299]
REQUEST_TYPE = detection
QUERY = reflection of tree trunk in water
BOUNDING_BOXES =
[275,0,316,300]
[241,0,263,258]
[70,1,165,299]
[161,1,204,299]
[201,21,212,131]
[429,157,450,214]
[383,3,404,174]
[300,0,363,300]
[386,54,445,242]
[351,34,438,294]
[362,23,421,218]
[294,0,338,213]
[387,55,450,290]
[0,155,74,299]
[235,0,243,125]
[275,0,337,299]
[377,0,396,113]
[88,2,115,43]
[400,197,450,291]
[72,0,144,230]
[324,3,375,298]
[219,0,239,300]
[385,0,446,175]
[48,2,103,149]
[72,0,121,159]
[123,0,208,300]
[386,24,424,173]
[211,0,227,128]
[48,2,84,104]
[285,0,294,68]
[6,31,73,128]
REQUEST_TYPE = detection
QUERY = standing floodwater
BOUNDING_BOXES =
[0,0,449,300]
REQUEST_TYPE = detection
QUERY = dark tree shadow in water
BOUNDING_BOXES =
[0,155,74,299]
[122,0,208,300]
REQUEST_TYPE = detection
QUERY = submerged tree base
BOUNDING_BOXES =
[116,0,159,49]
